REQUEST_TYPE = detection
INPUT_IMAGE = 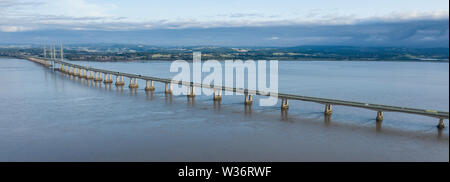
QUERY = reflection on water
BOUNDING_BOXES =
[324,114,331,126]
[376,120,383,133]
[213,100,221,110]
[145,91,154,101]
[0,58,448,162]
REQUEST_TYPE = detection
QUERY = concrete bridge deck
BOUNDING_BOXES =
[27,56,449,128]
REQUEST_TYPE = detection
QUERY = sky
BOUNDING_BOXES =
[0,0,449,47]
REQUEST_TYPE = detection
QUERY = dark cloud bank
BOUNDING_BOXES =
[1,19,448,48]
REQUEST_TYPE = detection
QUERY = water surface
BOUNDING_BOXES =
[0,58,448,161]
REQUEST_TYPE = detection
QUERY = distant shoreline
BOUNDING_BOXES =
[1,56,448,63]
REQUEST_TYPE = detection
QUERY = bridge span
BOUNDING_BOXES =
[25,55,449,129]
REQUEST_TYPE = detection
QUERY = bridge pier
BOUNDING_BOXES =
[128,77,138,88]
[213,90,222,101]
[82,69,87,78]
[115,75,125,86]
[245,93,253,105]
[104,74,113,83]
[94,72,103,81]
[74,68,79,76]
[187,85,195,97]
[165,83,172,94]
[145,80,155,91]
[438,118,445,129]
[86,70,93,79]
[325,104,332,115]
[281,98,289,110]
[376,111,383,121]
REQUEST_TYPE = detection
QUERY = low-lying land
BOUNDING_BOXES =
[1,44,448,62]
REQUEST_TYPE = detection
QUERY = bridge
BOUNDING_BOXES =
[24,45,449,129]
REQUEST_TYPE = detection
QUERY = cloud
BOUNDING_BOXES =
[44,0,115,18]
[0,0,44,9]
[1,0,449,32]
[0,25,32,32]
[1,19,447,48]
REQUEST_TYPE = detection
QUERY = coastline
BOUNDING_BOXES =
[2,55,448,63]
[66,58,450,63]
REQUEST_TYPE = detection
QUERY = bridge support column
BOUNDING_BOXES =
[128,77,138,88]
[115,75,125,86]
[73,68,79,76]
[145,80,155,91]
[86,70,93,79]
[281,98,289,110]
[213,90,222,101]
[245,93,253,105]
[94,72,102,81]
[165,83,172,94]
[325,104,332,115]
[376,111,383,121]
[82,69,87,78]
[104,74,113,83]
[187,85,195,97]
[438,118,445,129]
